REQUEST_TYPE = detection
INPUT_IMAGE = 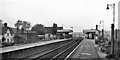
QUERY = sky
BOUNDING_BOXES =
[0,0,119,32]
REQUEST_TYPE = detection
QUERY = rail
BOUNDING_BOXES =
[24,39,83,60]
[1,38,73,59]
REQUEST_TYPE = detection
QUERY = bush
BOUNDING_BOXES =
[14,34,27,44]
[105,54,115,58]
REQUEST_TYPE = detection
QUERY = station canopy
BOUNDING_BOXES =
[83,29,99,34]
[57,29,73,33]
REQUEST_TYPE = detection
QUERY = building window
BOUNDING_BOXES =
[7,39,9,42]
[7,33,9,36]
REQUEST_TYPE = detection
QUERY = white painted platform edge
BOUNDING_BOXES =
[65,39,84,59]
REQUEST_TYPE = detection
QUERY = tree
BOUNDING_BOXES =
[14,20,22,31]
[15,20,31,31]
[22,21,31,30]
[52,23,57,35]
[31,24,45,35]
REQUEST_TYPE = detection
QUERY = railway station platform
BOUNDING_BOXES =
[67,39,106,59]
[1,38,108,60]
[0,38,72,54]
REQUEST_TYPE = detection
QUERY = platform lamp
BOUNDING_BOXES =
[106,3,115,56]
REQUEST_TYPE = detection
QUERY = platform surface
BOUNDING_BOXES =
[69,39,100,59]
[0,38,71,53]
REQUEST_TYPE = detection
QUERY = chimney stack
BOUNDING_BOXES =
[96,25,98,30]
[4,23,7,27]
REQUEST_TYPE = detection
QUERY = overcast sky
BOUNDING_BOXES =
[0,0,119,32]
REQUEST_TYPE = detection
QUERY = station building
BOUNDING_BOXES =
[83,29,99,39]
[57,29,73,39]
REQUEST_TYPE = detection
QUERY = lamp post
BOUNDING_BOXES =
[106,3,115,24]
[106,3,115,55]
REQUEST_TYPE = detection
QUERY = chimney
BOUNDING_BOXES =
[4,23,7,27]
[96,25,98,30]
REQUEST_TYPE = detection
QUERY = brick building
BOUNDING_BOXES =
[44,27,63,33]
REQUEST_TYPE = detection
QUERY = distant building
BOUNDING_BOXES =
[57,29,73,39]
[44,27,63,40]
[72,32,83,38]
[45,27,63,33]
[2,29,14,43]
[2,23,14,43]
[83,29,100,39]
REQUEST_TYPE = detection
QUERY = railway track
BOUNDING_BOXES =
[2,38,83,60]
[20,39,82,60]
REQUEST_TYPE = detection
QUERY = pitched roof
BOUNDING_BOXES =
[45,27,63,30]
[45,27,63,33]
[57,29,73,33]
[83,29,100,34]
[2,26,15,35]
